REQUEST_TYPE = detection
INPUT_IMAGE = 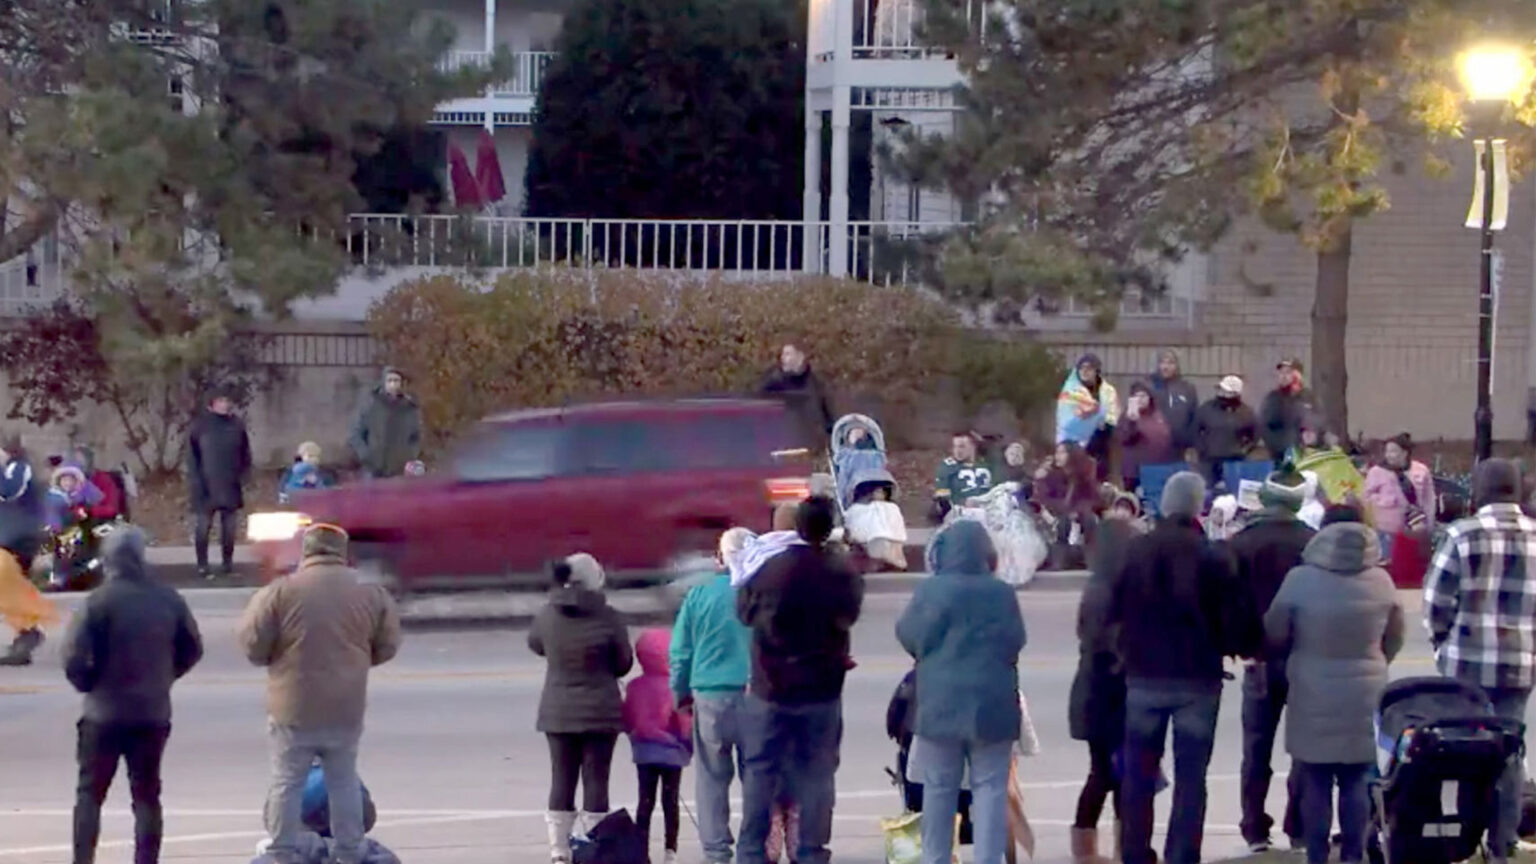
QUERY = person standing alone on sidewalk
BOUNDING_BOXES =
[187,387,252,579]
[1228,471,1315,853]
[1109,471,1240,864]
[64,527,204,864]
[736,497,863,864]
[348,367,422,480]
[671,528,755,864]
[238,524,402,864]
[1423,458,1536,864]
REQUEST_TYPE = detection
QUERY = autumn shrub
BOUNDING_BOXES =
[366,269,960,446]
[949,338,1067,442]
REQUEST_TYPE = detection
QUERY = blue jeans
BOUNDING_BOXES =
[694,691,747,863]
[1121,682,1222,864]
[735,695,841,864]
[1486,687,1531,859]
[1296,761,1369,864]
[910,736,1012,864]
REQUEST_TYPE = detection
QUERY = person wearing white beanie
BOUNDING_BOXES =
[530,552,632,862]
[1194,376,1258,485]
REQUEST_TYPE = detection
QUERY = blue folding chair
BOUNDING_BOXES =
[1137,463,1186,517]
[1221,460,1274,497]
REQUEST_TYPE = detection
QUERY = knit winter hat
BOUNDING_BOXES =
[564,552,606,591]
[301,523,349,560]
[1160,471,1207,519]
[1217,375,1244,397]
[1259,470,1307,512]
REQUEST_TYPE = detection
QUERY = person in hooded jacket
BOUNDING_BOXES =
[897,519,1026,864]
[1149,350,1200,453]
[1264,506,1404,864]
[1109,471,1239,864]
[760,345,834,451]
[531,553,634,864]
[624,628,693,864]
[1258,358,1317,460]
[63,527,203,864]
[1227,472,1315,853]
[1067,495,1144,863]
[72,446,124,522]
[349,367,423,480]
[186,388,252,578]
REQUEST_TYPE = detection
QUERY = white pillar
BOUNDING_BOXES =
[802,111,823,274]
[484,0,496,132]
[828,91,851,277]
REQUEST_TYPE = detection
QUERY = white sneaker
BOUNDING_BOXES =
[255,838,272,855]
[662,851,677,864]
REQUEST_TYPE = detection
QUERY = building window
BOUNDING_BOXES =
[906,184,921,223]
[168,75,184,113]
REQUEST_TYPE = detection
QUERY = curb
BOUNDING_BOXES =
[45,569,1091,624]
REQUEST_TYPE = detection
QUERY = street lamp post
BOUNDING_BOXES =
[1459,46,1529,462]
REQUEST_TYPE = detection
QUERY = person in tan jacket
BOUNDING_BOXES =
[238,523,401,864]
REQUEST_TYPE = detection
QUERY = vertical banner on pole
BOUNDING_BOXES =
[1466,139,1512,231]
[1492,247,1504,387]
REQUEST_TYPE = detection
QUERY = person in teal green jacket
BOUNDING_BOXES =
[670,527,755,864]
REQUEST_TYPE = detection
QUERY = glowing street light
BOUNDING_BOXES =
[1459,44,1531,460]
[1459,44,1531,104]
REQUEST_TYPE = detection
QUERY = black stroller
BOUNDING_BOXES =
[886,670,974,845]
[1369,677,1525,864]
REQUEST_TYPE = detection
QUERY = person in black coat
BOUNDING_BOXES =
[736,497,863,864]
[63,527,203,864]
[1109,471,1240,864]
[1069,506,1141,863]
[1195,376,1258,485]
[529,553,634,863]
[186,389,253,578]
[1227,472,1315,853]
[759,344,834,450]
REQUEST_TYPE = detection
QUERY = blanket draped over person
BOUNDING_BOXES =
[1056,359,1120,446]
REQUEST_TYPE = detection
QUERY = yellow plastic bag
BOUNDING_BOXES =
[880,812,960,864]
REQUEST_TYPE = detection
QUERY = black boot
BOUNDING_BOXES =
[0,628,43,666]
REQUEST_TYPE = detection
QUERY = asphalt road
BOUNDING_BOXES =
[0,589,1476,864]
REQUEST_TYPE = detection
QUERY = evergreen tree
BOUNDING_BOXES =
[901,0,1536,433]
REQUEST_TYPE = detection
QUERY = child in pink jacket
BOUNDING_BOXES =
[623,628,693,864]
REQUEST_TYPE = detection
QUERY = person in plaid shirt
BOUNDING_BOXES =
[1423,458,1536,863]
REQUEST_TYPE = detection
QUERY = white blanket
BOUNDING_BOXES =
[845,500,908,545]
[732,530,806,587]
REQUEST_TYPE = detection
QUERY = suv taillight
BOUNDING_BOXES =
[766,477,810,505]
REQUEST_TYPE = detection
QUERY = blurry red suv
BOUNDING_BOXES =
[247,398,812,592]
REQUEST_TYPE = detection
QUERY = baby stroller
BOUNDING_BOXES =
[1369,677,1525,864]
[886,670,974,845]
[830,415,908,571]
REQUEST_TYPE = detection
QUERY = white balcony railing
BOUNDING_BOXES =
[811,0,987,61]
[438,50,556,98]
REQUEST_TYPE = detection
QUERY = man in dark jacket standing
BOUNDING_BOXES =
[1109,471,1238,864]
[759,345,834,451]
[348,367,422,479]
[64,527,203,864]
[1259,357,1317,459]
[1195,375,1259,485]
[1150,349,1200,452]
[187,388,252,578]
[736,497,863,864]
[1228,472,1315,853]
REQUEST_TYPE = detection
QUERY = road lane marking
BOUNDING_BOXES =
[0,774,1244,821]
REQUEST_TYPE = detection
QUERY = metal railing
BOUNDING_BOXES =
[438,50,556,98]
[810,0,987,61]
